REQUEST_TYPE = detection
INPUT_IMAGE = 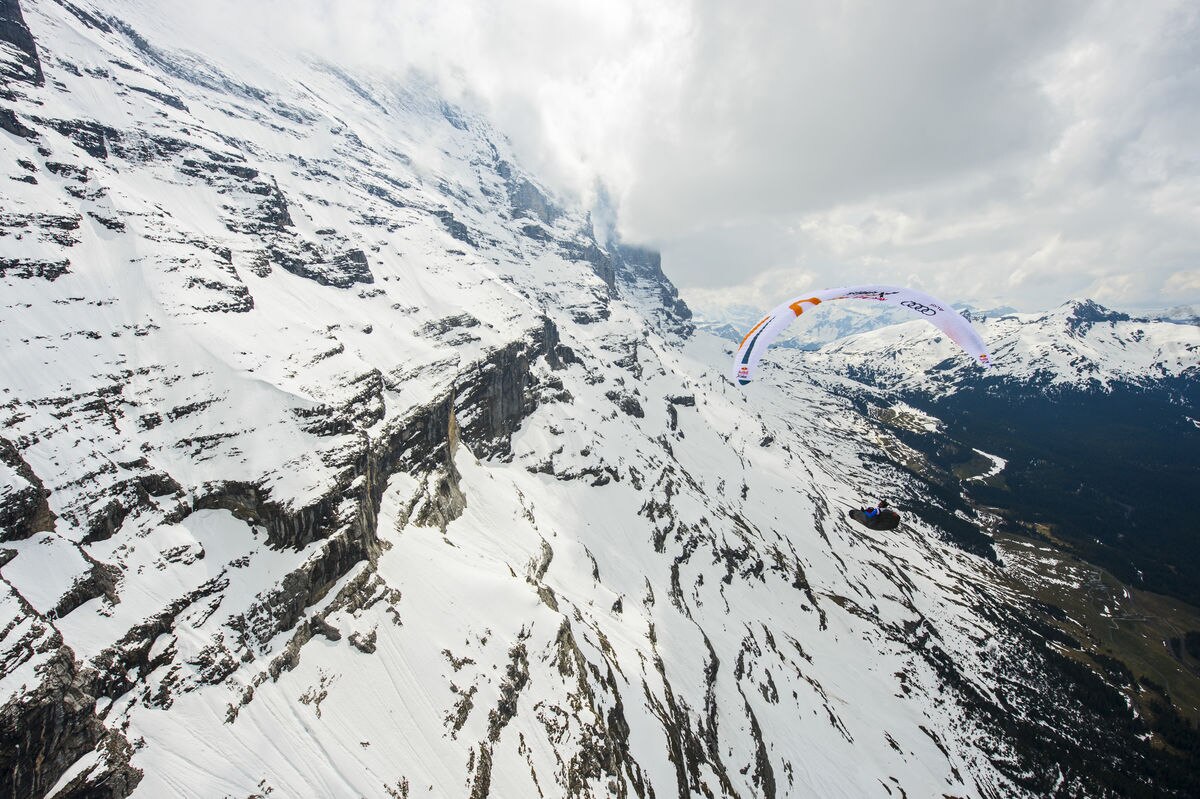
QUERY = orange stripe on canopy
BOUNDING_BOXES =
[788,297,822,316]
[738,315,772,350]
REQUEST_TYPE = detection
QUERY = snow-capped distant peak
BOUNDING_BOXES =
[814,298,1199,392]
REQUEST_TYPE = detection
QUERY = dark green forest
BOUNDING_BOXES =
[912,378,1200,606]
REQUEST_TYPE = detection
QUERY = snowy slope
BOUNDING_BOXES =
[1,2,1192,798]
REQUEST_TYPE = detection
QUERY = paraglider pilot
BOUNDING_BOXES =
[863,499,889,520]
[848,500,899,531]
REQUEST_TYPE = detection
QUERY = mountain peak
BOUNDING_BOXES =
[1060,298,1130,323]
[1057,299,1130,337]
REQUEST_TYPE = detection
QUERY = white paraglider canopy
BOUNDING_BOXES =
[731,284,992,385]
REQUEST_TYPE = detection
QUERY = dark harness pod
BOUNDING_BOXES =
[848,508,900,531]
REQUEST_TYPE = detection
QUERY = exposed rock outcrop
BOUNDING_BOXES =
[0,0,44,92]
[0,642,140,799]
[0,437,55,541]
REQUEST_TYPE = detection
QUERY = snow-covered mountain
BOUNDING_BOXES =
[815,299,1199,393]
[3,2,1199,798]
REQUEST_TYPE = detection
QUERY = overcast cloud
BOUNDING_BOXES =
[139,0,1200,312]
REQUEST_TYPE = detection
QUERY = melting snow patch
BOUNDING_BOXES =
[148,633,175,661]
[967,448,1007,481]
[46,750,102,797]
[891,401,942,432]
[0,534,92,615]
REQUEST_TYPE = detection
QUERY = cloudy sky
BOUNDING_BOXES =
[143,0,1200,313]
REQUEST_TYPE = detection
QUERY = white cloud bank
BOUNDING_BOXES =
[118,0,1200,312]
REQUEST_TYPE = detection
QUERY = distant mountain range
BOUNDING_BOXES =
[816,298,1199,390]
[1147,304,1200,325]
[695,295,1193,360]
[694,300,921,349]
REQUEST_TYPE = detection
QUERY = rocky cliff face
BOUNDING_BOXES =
[0,0,43,93]
[2,2,1197,798]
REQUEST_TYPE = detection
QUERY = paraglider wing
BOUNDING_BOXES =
[731,284,992,385]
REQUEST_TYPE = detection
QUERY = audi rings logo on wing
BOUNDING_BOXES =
[901,299,938,316]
